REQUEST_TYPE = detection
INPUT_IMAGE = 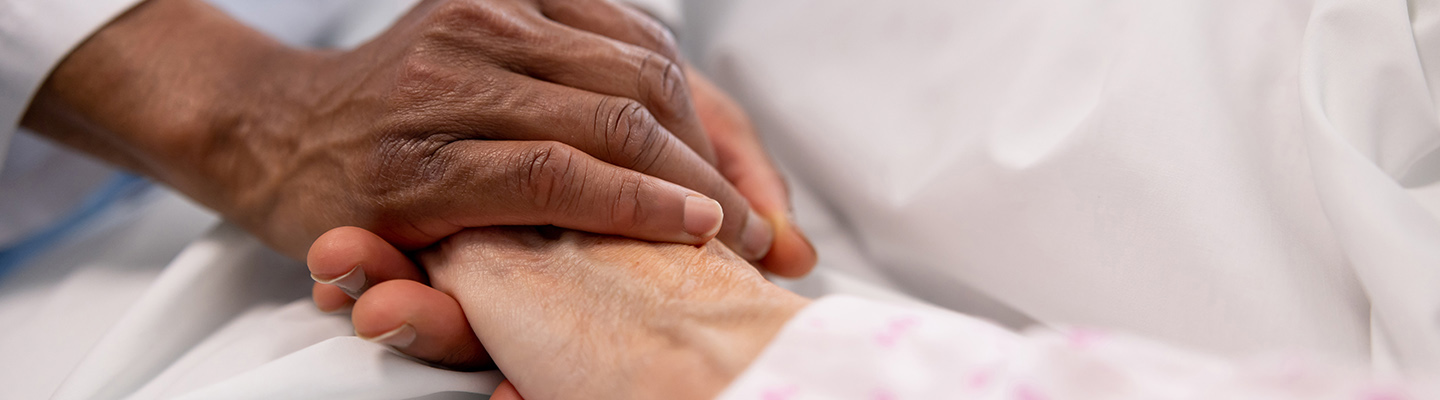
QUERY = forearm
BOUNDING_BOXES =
[19,0,316,215]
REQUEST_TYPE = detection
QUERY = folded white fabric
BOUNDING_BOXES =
[6,0,1440,397]
[698,0,1440,373]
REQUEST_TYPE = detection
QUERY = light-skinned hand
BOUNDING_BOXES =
[308,226,810,399]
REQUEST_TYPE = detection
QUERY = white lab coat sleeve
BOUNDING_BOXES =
[718,295,1439,399]
[0,0,144,169]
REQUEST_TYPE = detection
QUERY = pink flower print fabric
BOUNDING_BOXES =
[718,295,1440,400]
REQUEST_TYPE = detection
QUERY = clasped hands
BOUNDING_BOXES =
[290,1,817,398]
[23,0,817,397]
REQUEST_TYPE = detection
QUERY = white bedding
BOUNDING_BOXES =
[3,0,1440,397]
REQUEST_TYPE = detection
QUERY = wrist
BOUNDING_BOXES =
[189,47,331,231]
[107,0,326,219]
[639,285,810,399]
[19,0,322,223]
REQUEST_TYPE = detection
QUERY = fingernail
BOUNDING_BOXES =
[311,265,366,299]
[363,324,417,349]
[741,211,774,260]
[683,195,724,240]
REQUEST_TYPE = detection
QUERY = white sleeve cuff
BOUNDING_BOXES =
[0,0,145,168]
[719,295,1440,399]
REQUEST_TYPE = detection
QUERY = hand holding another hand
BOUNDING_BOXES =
[24,0,815,275]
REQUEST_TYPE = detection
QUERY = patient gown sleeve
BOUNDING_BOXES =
[718,295,1439,400]
[0,0,144,170]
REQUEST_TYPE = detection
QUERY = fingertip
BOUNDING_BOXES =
[759,218,817,278]
[738,210,775,261]
[312,282,354,313]
[352,279,491,370]
[491,380,523,400]
[307,226,381,278]
[308,226,424,290]
[352,280,433,339]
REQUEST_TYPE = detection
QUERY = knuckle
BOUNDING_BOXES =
[516,142,581,211]
[360,137,453,224]
[596,98,667,170]
[608,173,646,231]
[428,1,540,42]
[367,135,445,192]
[639,53,689,120]
[392,53,454,106]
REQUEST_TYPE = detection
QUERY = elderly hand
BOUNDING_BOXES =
[309,225,810,399]
[22,0,814,272]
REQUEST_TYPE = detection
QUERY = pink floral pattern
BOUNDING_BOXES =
[761,385,798,400]
[873,316,919,349]
[717,296,1440,400]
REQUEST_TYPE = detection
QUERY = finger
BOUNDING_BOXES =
[408,0,711,160]
[540,0,681,61]
[354,279,492,370]
[474,80,773,260]
[425,141,772,255]
[312,282,354,313]
[503,17,716,163]
[307,226,426,299]
[490,380,523,400]
[689,69,818,277]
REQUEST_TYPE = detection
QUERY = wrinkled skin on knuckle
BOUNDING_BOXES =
[365,123,447,193]
[515,143,584,214]
[607,172,647,232]
[596,98,668,170]
[353,128,455,236]
[638,54,690,122]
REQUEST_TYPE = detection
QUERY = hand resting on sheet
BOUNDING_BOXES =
[307,226,810,400]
